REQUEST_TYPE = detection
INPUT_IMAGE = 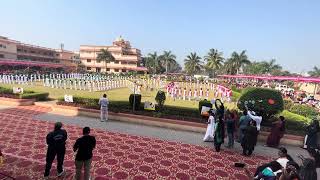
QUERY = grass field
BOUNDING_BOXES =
[0,83,237,109]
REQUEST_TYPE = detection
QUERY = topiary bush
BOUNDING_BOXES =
[289,104,319,119]
[198,100,212,113]
[20,92,49,101]
[129,94,142,110]
[155,90,166,110]
[237,87,284,120]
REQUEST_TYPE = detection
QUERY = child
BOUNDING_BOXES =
[226,113,235,148]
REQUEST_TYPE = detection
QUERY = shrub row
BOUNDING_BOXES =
[0,86,49,101]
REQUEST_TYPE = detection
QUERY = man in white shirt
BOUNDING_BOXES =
[245,105,262,131]
[98,94,109,122]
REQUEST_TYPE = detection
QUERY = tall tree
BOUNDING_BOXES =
[159,51,177,74]
[204,48,224,77]
[96,49,115,73]
[308,66,320,77]
[244,59,282,75]
[228,50,250,74]
[145,52,164,74]
[184,52,203,75]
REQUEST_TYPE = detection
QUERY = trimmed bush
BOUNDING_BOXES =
[289,104,319,119]
[20,92,49,101]
[198,100,212,113]
[237,87,284,119]
[155,90,166,110]
[278,110,311,135]
[129,94,142,110]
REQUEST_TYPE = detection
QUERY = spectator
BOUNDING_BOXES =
[214,116,225,152]
[0,149,3,166]
[241,120,258,156]
[298,157,317,180]
[226,112,235,148]
[238,110,251,143]
[44,122,67,179]
[266,116,286,148]
[98,94,109,122]
[254,147,294,178]
[304,119,320,149]
[247,108,262,131]
[73,127,96,180]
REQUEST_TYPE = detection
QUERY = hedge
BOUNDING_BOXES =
[278,110,311,135]
[0,86,49,101]
[289,104,319,119]
[20,92,49,101]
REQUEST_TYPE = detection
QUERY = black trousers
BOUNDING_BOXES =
[44,146,66,177]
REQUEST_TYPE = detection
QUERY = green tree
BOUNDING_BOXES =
[159,51,177,74]
[145,52,164,74]
[184,52,203,75]
[228,50,250,74]
[308,66,320,77]
[204,49,224,77]
[244,59,282,75]
[96,49,115,73]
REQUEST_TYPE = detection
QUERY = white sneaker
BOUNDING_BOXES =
[57,169,65,177]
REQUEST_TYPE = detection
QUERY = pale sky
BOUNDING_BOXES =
[1,0,320,73]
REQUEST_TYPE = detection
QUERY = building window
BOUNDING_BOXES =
[96,60,101,63]
[106,68,110,71]
[87,59,91,62]
[0,54,4,58]
[87,67,92,70]
[96,68,101,72]
[114,61,120,64]
[17,49,22,52]
[115,69,119,72]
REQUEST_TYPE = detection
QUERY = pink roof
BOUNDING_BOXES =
[218,74,320,83]
[0,59,68,68]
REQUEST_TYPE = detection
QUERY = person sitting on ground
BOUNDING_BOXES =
[241,120,258,156]
[253,147,293,178]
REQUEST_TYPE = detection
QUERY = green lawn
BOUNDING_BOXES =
[0,83,236,109]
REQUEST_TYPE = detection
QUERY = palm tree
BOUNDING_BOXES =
[229,50,250,74]
[146,52,164,74]
[159,51,177,74]
[223,58,237,75]
[308,66,320,77]
[96,49,115,73]
[204,49,224,77]
[184,52,203,75]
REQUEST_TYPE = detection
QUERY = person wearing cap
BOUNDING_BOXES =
[44,122,68,179]
[99,94,109,122]
[73,127,96,180]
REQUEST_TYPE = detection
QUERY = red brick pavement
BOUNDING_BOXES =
[0,106,271,179]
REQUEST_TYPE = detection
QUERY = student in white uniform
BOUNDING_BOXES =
[98,94,109,122]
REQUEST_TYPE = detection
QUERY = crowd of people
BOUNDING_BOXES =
[203,99,319,179]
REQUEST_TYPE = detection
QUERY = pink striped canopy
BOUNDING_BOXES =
[218,74,320,83]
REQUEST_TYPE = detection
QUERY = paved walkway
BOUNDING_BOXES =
[0,105,318,179]
[35,109,309,162]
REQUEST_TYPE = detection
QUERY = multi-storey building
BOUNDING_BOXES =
[80,36,147,73]
[0,36,77,71]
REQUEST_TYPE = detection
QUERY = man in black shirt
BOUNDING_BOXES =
[44,122,67,179]
[73,127,96,180]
